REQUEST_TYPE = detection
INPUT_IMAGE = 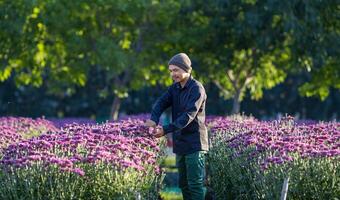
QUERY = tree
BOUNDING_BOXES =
[0,0,180,119]
[286,0,340,100]
[168,0,290,113]
[169,0,339,113]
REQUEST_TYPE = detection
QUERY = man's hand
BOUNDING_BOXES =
[144,119,156,127]
[154,127,165,138]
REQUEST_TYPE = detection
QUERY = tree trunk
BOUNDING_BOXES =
[232,89,241,114]
[110,96,121,120]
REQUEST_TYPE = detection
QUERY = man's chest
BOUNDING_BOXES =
[172,89,192,111]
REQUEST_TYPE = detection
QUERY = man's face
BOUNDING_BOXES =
[169,65,189,83]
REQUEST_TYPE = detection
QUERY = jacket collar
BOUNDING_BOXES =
[176,75,193,90]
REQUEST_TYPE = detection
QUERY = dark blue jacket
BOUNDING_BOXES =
[151,76,209,155]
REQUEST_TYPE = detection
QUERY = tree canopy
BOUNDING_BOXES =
[0,0,339,118]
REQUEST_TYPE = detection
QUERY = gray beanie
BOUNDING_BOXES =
[168,53,192,72]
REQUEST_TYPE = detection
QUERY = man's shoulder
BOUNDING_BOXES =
[189,79,206,97]
[192,79,205,90]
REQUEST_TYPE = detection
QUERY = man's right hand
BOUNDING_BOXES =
[144,119,156,127]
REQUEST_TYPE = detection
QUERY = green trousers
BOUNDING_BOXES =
[176,151,206,200]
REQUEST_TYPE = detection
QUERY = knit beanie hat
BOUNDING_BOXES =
[168,53,192,72]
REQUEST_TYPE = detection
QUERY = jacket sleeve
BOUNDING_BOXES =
[162,85,205,134]
[150,87,173,125]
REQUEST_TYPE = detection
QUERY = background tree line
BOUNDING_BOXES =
[0,0,339,120]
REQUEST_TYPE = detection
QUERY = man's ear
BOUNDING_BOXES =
[188,69,192,75]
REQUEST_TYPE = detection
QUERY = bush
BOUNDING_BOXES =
[0,119,166,199]
[207,116,339,199]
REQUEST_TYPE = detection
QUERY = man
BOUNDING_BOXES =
[144,53,209,200]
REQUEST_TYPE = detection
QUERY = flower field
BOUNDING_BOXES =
[0,115,338,199]
[0,117,166,199]
[0,117,58,152]
[207,115,339,199]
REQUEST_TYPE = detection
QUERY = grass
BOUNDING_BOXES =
[161,156,178,173]
[160,187,182,200]
[162,156,176,167]
[160,156,182,200]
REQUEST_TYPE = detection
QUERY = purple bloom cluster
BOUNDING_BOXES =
[118,113,151,121]
[207,115,258,134]
[48,117,96,128]
[209,116,340,170]
[1,119,163,176]
[0,126,20,153]
[0,117,58,134]
[0,117,58,152]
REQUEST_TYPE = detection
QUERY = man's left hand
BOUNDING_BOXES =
[154,127,165,138]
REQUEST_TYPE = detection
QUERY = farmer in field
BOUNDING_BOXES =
[144,53,209,200]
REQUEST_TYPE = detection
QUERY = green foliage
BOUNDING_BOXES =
[299,58,340,100]
[164,0,339,112]
[0,0,178,100]
[165,0,293,112]
[0,163,164,200]
[284,0,340,99]
[160,189,183,200]
[0,0,339,116]
[208,142,339,199]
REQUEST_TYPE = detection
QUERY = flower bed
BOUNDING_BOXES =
[207,116,339,199]
[0,118,166,199]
